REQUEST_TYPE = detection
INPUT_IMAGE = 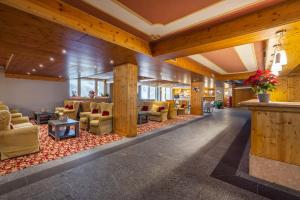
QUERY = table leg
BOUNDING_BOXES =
[75,123,79,137]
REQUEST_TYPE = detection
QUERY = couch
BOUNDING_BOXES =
[138,101,169,122]
[0,110,39,160]
[89,103,113,135]
[55,100,81,120]
[167,100,177,119]
[79,102,98,130]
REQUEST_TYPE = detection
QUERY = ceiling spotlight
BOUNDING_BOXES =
[58,75,62,78]
[110,60,114,64]
[27,72,31,75]
[39,64,44,68]
[62,49,67,54]
[49,57,54,61]
[32,69,36,72]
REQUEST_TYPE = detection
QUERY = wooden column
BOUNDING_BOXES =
[190,81,204,115]
[113,63,138,137]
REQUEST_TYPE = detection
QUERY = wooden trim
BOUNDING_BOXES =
[5,73,65,82]
[151,0,300,59]
[0,0,151,55]
[216,72,255,81]
[5,53,14,71]
[166,57,217,77]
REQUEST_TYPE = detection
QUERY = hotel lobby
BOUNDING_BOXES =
[0,0,300,199]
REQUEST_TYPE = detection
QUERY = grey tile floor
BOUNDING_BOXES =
[0,109,269,200]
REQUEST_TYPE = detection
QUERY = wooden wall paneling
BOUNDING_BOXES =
[288,76,300,102]
[190,81,204,115]
[113,64,138,137]
[5,73,65,82]
[232,88,256,107]
[216,72,255,81]
[270,77,288,102]
[251,109,300,166]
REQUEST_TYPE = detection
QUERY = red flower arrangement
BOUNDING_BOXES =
[244,70,279,94]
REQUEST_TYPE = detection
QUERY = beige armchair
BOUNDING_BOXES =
[0,110,39,160]
[79,102,98,130]
[89,103,113,135]
[55,100,81,120]
[148,101,169,122]
[177,100,189,115]
[0,104,29,124]
[167,100,178,119]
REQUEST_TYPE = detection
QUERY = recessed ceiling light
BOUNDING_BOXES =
[94,65,97,68]
[62,49,67,54]
[58,75,62,78]
[39,64,44,68]
[49,57,54,61]
[110,60,114,64]
[32,69,36,72]
[27,72,31,75]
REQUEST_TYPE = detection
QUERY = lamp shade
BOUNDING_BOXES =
[272,62,282,72]
[274,50,287,65]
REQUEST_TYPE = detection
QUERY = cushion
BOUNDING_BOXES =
[90,120,99,127]
[92,109,99,114]
[158,106,165,112]
[13,122,33,129]
[64,104,69,109]
[151,105,159,112]
[11,113,22,118]
[181,104,186,108]
[102,111,109,116]
[142,106,148,111]
[80,118,87,123]
[69,105,74,109]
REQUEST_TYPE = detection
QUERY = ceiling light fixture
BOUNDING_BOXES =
[110,60,114,64]
[274,30,287,65]
[39,64,44,68]
[49,57,55,62]
[32,69,36,72]
[62,49,67,54]
[27,72,31,75]
[58,75,62,78]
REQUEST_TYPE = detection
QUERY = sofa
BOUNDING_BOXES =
[167,100,178,119]
[0,110,40,160]
[55,100,81,120]
[138,101,169,122]
[89,102,113,135]
[79,102,98,130]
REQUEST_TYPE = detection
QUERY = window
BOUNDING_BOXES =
[81,79,95,97]
[149,86,156,100]
[141,85,149,99]
[161,87,166,101]
[69,79,78,97]
[97,81,105,96]
[165,88,172,100]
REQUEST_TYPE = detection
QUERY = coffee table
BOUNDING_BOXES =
[35,112,58,124]
[48,119,79,141]
[137,111,149,124]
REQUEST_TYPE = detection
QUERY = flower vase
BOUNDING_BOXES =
[257,93,270,103]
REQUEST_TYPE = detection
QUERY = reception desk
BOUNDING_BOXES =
[240,100,300,191]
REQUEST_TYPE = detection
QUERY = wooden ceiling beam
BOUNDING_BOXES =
[216,72,255,81]
[166,57,218,78]
[151,0,300,60]
[0,0,151,56]
[5,73,65,82]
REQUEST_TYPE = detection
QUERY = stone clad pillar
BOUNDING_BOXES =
[190,81,204,115]
[113,63,138,137]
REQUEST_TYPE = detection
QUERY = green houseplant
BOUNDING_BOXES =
[244,70,278,103]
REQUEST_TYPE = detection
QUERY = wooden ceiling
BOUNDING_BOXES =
[0,3,202,83]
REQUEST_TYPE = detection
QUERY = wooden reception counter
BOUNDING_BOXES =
[240,100,300,191]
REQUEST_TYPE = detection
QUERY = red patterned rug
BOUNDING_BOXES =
[0,115,198,175]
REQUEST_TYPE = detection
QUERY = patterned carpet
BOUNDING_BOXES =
[0,115,198,175]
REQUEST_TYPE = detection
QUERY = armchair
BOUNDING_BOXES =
[0,104,29,124]
[79,102,98,130]
[167,100,178,119]
[89,103,113,135]
[148,101,169,122]
[177,100,189,115]
[0,110,39,160]
[55,100,81,120]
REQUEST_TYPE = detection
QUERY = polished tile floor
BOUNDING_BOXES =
[0,109,271,199]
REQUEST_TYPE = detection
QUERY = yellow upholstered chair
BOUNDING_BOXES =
[79,102,98,130]
[0,110,39,160]
[148,101,169,122]
[167,100,177,119]
[177,100,189,115]
[0,104,29,124]
[89,103,113,135]
[55,100,81,120]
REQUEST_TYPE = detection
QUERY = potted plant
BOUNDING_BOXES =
[244,70,278,103]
